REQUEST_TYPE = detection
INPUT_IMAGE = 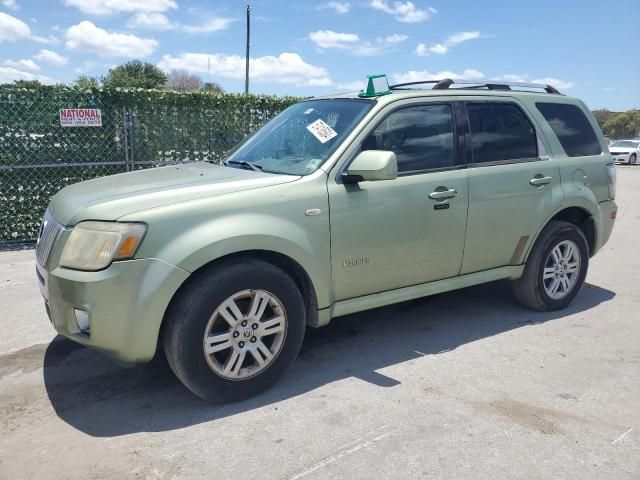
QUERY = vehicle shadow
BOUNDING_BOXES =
[43,280,615,437]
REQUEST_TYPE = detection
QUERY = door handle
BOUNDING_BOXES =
[428,188,457,200]
[529,176,552,186]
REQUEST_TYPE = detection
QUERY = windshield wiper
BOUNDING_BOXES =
[225,160,263,172]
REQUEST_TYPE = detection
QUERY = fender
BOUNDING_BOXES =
[134,211,333,310]
[520,196,600,264]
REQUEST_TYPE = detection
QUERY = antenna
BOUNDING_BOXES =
[245,4,251,94]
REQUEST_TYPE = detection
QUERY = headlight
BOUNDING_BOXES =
[60,221,147,271]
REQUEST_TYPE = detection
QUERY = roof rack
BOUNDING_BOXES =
[389,78,561,94]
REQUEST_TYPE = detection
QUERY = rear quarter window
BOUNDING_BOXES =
[536,102,602,157]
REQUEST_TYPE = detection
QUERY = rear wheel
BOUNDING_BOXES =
[163,259,306,403]
[512,220,589,311]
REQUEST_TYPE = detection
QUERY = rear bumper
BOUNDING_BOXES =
[39,258,189,363]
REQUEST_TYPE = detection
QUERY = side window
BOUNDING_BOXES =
[536,102,602,157]
[467,102,538,163]
[362,104,455,173]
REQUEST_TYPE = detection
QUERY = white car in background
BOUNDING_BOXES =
[609,140,640,164]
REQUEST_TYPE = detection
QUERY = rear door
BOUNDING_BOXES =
[328,100,469,301]
[460,98,564,274]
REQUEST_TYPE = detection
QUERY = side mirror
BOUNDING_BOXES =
[343,150,398,183]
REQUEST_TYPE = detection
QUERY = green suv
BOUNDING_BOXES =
[36,76,617,402]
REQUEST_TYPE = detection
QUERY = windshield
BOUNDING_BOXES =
[611,140,639,148]
[226,99,373,175]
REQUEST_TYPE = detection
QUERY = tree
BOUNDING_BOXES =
[603,110,640,140]
[74,75,100,89]
[13,79,42,88]
[164,69,203,92]
[101,60,167,89]
[592,109,618,131]
[201,81,224,94]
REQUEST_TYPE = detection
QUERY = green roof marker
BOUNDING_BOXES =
[358,74,392,98]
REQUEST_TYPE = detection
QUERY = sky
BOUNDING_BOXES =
[0,0,638,111]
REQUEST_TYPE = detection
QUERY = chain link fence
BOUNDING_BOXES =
[0,85,299,242]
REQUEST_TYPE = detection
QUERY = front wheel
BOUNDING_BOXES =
[630,153,637,165]
[163,259,306,403]
[512,220,589,311]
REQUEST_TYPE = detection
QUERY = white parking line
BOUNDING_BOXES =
[287,425,393,479]
[611,428,633,445]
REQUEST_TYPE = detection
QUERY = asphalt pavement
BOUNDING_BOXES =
[1,167,638,480]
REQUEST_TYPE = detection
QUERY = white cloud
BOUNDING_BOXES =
[309,30,360,49]
[392,69,485,84]
[446,31,481,45]
[2,58,39,71]
[317,1,350,14]
[415,31,481,56]
[491,74,574,89]
[31,34,58,44]
[158,52,331,87]
[0,11,59,44]
[34,49,69,66]
[337,80,365,91]
[183,18,233,34]
[126,12,172,30]
[1,0,19,11]
[0,11,30,42]
[126,12,232,34]
[383,33,408,44]
[64,0,177,16]
[370,0,436,23]
[65,21,158,58]
[491,74,527,83]
[392,70,574,90]
[415,43,427,56]
[531,77,574,89]
[0,66,56,84]
[429,43,447,55]
[309,29,407,56]
[306,77,333,87]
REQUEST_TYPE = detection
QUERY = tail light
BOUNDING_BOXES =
[606,163,616,200]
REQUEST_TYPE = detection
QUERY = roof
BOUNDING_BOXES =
[311,79,575,105]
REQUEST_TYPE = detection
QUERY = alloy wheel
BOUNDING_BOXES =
[542,240,581,300]
[203,289,287,380]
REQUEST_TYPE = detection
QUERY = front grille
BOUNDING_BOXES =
[610,152,628,156]
[36,210,64,267]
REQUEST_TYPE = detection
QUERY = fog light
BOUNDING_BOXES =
[74,309,90,333]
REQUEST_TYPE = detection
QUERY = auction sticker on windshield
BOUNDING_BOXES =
[306,119,338,143]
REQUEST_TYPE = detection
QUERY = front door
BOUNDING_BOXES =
[328,102,469,301]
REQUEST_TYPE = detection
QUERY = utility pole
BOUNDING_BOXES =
[244,4,251,95]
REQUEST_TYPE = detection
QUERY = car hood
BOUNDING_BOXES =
[49,162,300,225]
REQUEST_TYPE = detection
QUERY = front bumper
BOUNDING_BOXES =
[38,257,189,363]
[611,153,631,163]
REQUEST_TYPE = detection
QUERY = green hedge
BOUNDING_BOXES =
[0,85,301,241]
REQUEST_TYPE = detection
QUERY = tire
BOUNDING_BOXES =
[630,153,637,165]
[512,220,589,311]
[163,258,306,403]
